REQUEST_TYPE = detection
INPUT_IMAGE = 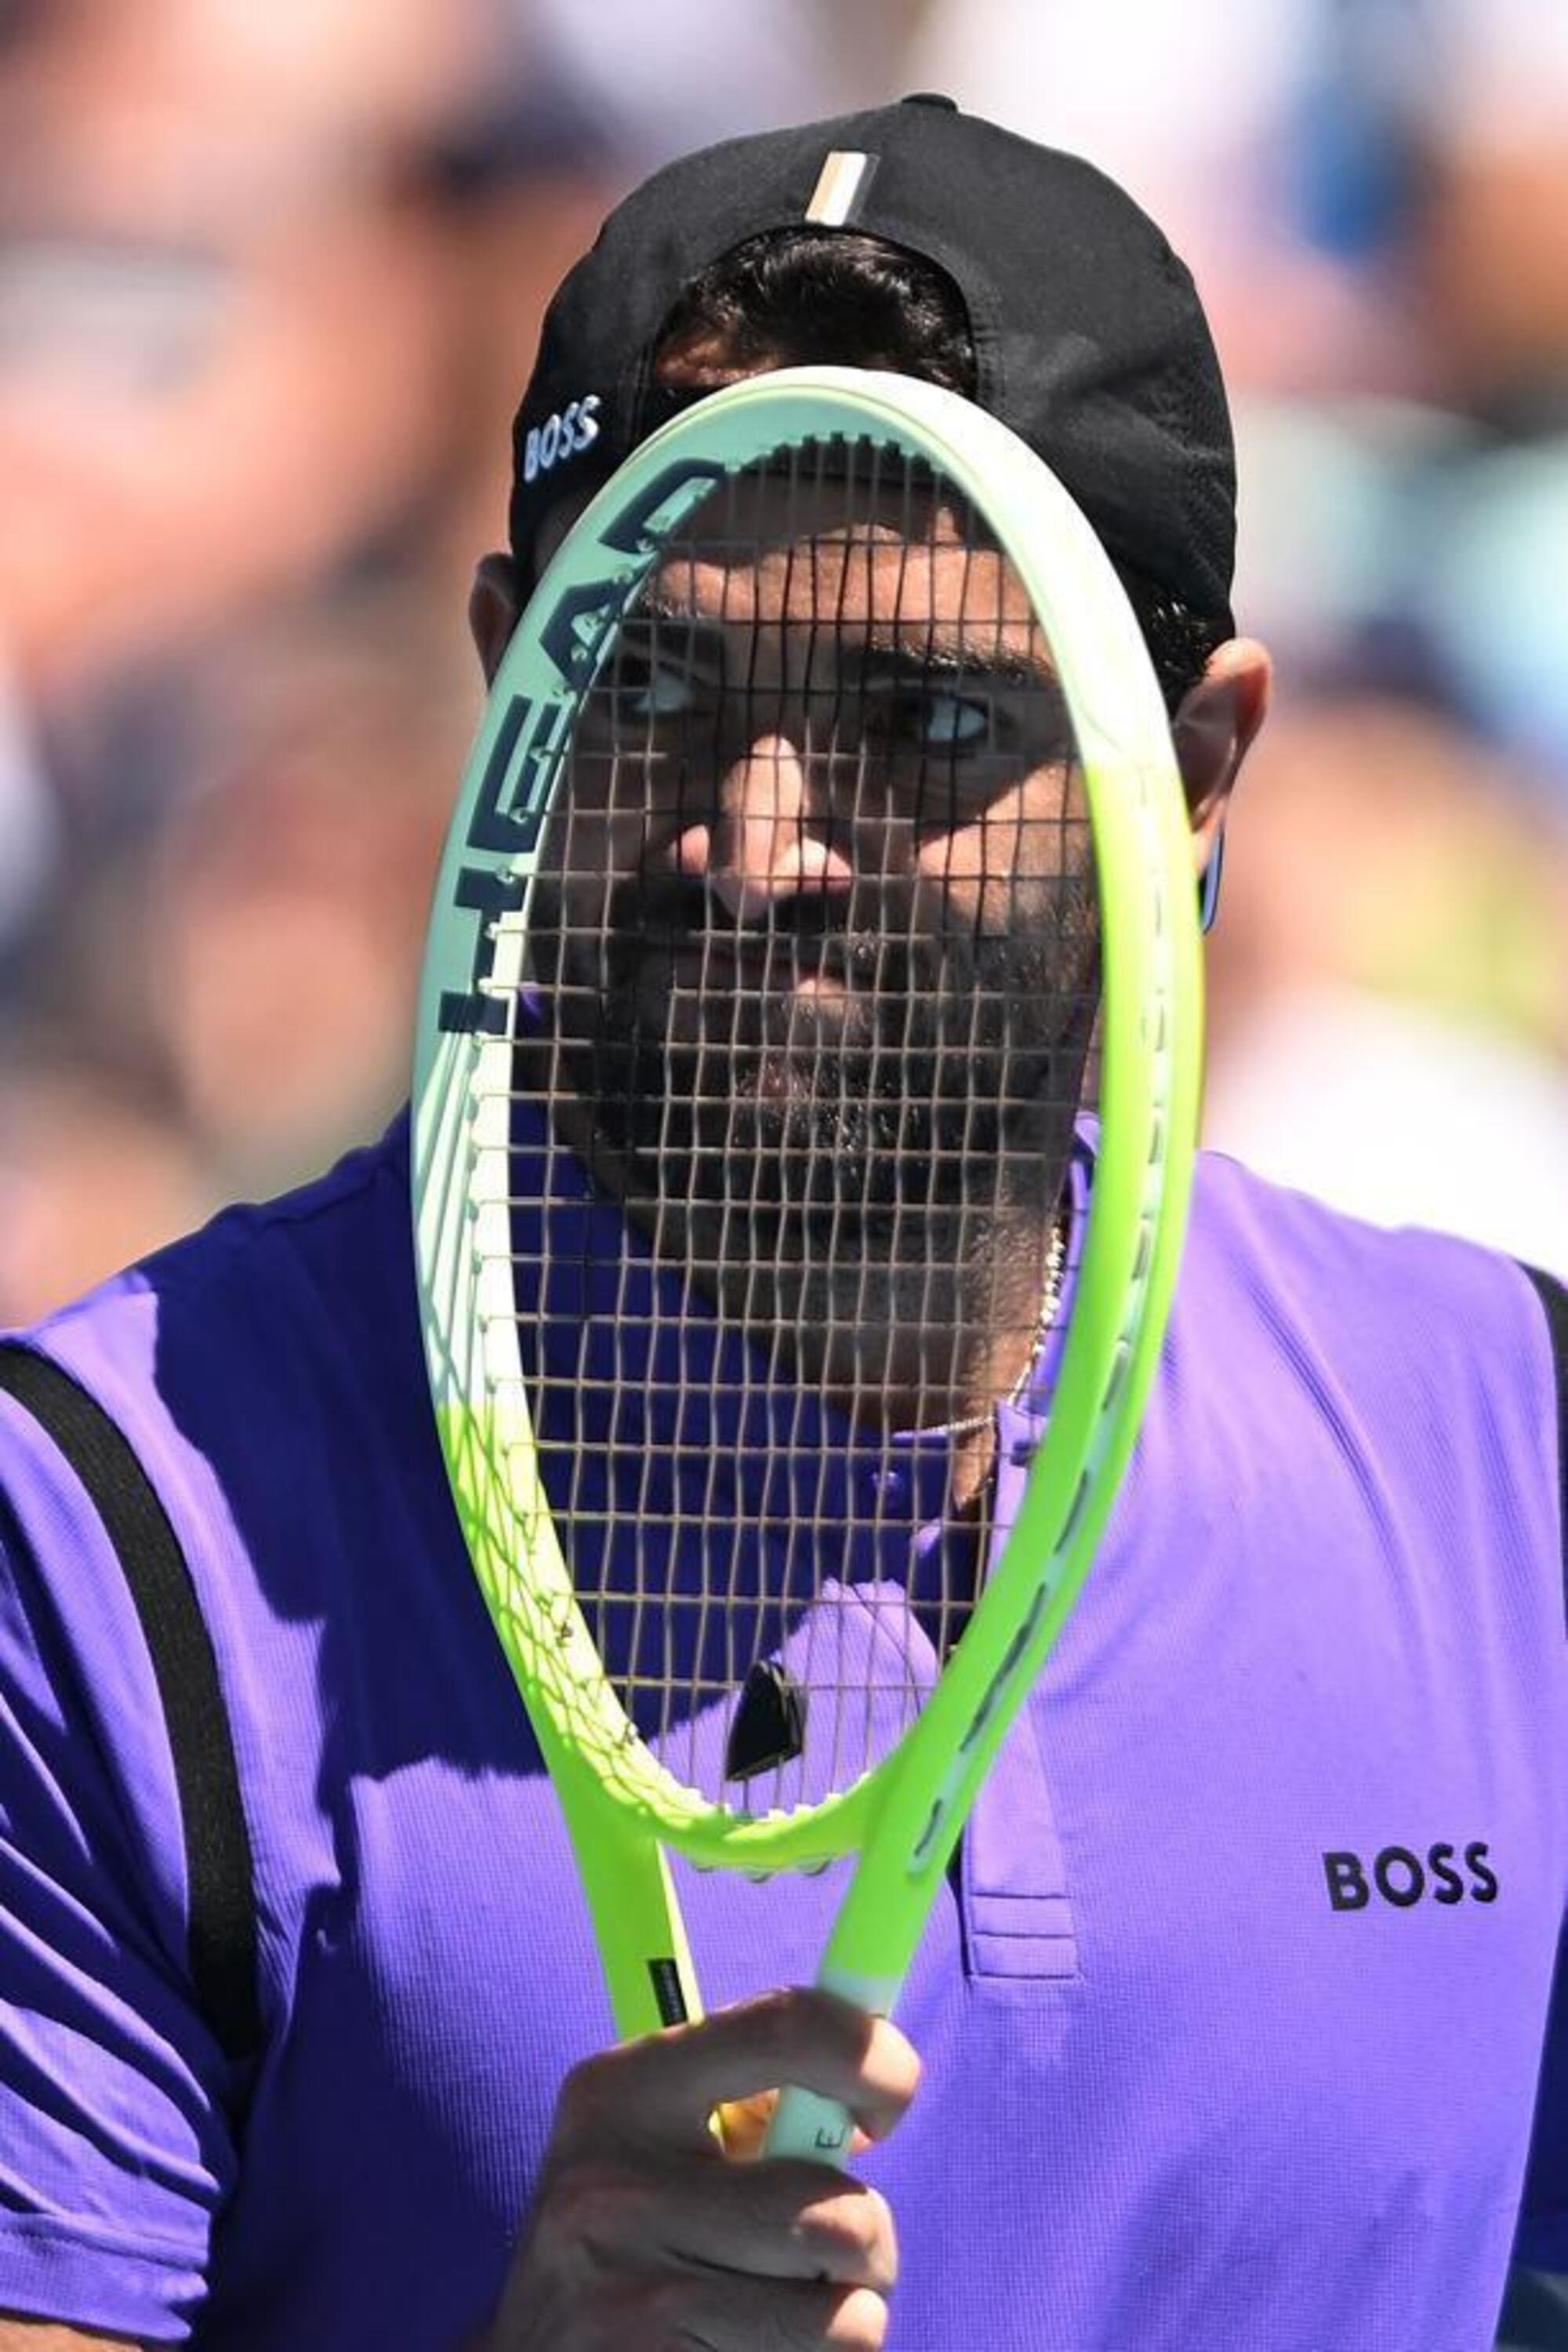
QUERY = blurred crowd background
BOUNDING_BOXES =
[2,0,1565,1325]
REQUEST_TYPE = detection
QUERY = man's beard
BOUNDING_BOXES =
[535,869,1098,1255]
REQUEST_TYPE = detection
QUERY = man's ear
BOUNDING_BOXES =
[1170,636,1272,890]
[469,553,526,687]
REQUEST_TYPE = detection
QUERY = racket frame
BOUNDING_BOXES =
[413,366,1202,2114]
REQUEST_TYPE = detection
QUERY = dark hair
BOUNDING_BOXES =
[654,227,1228,714]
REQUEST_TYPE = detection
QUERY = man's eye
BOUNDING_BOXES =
[895,689,992,748]
[615,660,697,723]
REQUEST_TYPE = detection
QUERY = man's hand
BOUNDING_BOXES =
[476,1987,920,2351]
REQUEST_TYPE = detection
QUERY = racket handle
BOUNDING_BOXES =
[764,1964,901,2165]
[764,2083,855,2167]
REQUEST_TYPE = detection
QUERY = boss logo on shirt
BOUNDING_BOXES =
[521,394,602,485]
[1323,1841,1497,1911]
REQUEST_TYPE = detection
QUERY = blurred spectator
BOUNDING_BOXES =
[0,0,1563,1319]
[0,0,530,1308]
[0,0,474,700]
[511,0,921,169]
[1204,695,1568,1272]
[136,591,467,1193]
[0,1054,212,1326]
[0,648,56,953]
[1413,0,1568,422]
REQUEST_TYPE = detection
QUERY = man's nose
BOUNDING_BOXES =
[674,732,853,924]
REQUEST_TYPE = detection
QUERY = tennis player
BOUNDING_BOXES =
[1,100,1563,2352]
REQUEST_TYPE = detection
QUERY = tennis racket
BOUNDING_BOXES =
[412,365,1201,2165]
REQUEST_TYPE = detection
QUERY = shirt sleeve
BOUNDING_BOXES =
[1511,1265,1568,2269]
[0,1399,234,2343]
[1515,1927,1568,2280]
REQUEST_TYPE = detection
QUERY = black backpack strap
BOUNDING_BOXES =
[1518,1264,1568,1620]
[0,1341,262,2067]
[1508,1269,1568,2340]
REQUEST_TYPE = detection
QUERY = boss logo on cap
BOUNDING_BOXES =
[522,394,602,485]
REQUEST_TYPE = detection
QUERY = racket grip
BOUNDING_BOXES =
[764,2083,855,2167]
[764,1965,901,2165]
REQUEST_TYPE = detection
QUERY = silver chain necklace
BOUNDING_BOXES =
[943,1211,1069,1441]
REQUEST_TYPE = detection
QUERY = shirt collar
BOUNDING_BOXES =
[506,1088,1091,1582]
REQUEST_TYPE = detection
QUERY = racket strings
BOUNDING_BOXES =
[503,431,1099,1812]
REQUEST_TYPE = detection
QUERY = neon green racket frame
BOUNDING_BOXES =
[412,368,1203,2163]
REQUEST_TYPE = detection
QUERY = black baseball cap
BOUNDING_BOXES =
[509,94,1236,632]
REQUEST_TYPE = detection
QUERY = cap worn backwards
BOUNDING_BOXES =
[509,95,1236,632]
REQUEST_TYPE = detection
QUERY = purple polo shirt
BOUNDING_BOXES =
[0,1112,1562,2349]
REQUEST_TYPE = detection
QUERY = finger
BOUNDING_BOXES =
[715,2087,880,2164]
[561,1988,920,2154]
[607,2160,898,2291]
[636,2273,890,2351]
